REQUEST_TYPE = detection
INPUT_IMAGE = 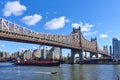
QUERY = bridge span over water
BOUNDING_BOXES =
[0,18,110,63]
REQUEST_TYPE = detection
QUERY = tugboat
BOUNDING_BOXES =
[14,61,60,66]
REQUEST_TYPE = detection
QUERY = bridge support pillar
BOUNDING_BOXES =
[79,50,83,62]
[84,52,87,59]
[70,49,83,64]
[90,52,98,58]
[70,50,75,64]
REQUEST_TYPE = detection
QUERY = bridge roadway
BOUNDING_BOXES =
[0,18,110,60]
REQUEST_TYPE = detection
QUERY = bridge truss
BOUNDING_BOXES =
[0,18,109,56]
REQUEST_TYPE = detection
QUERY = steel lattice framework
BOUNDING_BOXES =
[0,18,109,56]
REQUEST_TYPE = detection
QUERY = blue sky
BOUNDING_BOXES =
[0,0,120,56]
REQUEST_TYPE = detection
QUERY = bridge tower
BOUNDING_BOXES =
[90,37,98,58]
[101,46,109,57]
[70,27,83,63]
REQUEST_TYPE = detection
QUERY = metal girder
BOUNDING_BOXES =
[0,18,109,56]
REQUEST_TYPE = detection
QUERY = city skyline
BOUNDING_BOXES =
[0,0,120,56]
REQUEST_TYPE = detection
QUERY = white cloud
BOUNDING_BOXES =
[72,22,94,32]
[84,31,98,36]
[72,22,97,36]
[45,16,69,30]
[33,46,37,49]
[20,48,25,51]
[3,1,26,17]
[100,34,108,38]
[1,44,5,48]
[22,14,42,26]
[72,23,80,28]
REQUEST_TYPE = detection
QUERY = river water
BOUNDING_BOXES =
[0,62,120,80]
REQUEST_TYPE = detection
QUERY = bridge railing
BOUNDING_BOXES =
[0,18,78,47]
[0,18,43,38]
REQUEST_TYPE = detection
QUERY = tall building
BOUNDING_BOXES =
[113,38,120,60]
[22,49,33,61]
[50,47,61,60]
[11,46,61,61]
[0,51,10,61]
[109,46,112,56]
[41,47,50,60]
[33,48,41,59]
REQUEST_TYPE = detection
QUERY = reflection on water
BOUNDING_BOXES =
[61,64,120,80]
[0,62,120,80]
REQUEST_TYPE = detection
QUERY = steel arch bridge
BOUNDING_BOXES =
[0,18,110,62]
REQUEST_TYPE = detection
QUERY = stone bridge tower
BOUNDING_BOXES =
[90,37,98,58]
[70,27,83,63]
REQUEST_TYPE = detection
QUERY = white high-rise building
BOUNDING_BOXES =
[50,47,61,60]
[41,47,50,60]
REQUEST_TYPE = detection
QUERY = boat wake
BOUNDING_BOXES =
[17,71,58,74]
[33,71,51,74]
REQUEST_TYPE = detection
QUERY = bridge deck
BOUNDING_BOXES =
[0,18,110,56]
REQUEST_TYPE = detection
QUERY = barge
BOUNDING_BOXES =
[14,61,60,66]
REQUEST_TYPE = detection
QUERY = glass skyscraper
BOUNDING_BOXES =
[113,38,120,60]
